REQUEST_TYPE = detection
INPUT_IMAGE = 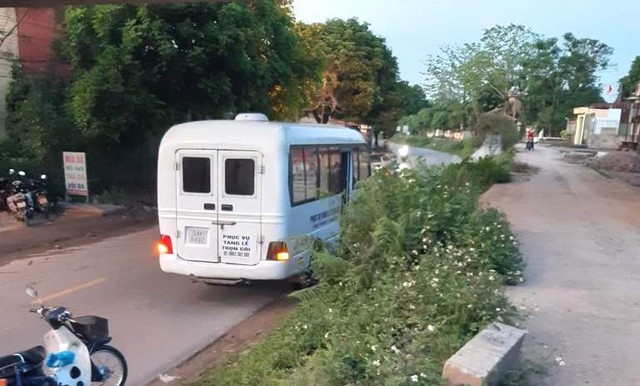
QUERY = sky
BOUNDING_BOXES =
[293,0,640,103]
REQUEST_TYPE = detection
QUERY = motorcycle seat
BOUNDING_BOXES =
[0,346,45,370]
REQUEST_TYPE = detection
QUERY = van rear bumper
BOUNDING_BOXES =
[159,253,302,281]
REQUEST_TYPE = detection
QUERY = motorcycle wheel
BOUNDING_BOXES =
[90,345,128,386]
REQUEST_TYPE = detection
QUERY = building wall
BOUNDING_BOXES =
[15,8,56,74]
[0,7,20,140]
[0,7,58,140]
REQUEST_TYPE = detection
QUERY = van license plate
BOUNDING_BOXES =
[186,228,208,245]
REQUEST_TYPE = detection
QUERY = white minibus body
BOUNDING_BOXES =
[156,115,370,284]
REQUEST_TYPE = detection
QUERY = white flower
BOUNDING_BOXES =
[427,324,435,332]
[303,324,308,329]
[420,373,427,378]
[489,275,495,281]
[371,345,377,352]
[496,308,501,312]
[410,374,419,382]
[391,345,401,354]
[372,359,381,367]
[324,332,330,339]
[409,304,416,310]
[328,308,333,313]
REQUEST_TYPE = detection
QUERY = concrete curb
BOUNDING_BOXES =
[442,322,527,386]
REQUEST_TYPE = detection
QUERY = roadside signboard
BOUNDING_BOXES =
[63,151,88,197]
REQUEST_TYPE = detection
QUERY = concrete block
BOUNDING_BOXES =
[442,322,527,386]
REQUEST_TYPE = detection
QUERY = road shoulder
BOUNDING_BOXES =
[0,208,157,264]
[146,297,296,385]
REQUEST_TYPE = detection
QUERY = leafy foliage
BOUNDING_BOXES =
[3,1,321,195]
[473,112,520,150]
[191,159,524,386]
[61,2,316,140]
[619,56,640,99]
[299,18,419,139]
[419,24,613,136]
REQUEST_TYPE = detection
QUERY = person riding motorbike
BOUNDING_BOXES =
[526,128,535,151]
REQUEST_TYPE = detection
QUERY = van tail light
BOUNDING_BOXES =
[266,241,289,261]
[158,235,173,255]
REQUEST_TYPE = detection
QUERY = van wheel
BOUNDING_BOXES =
[292,266,318,290]
[292,240,323,290]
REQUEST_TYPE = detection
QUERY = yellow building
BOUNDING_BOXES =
[572,106,622,148]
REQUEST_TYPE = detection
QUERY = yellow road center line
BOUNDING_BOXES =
[31,277,107,304]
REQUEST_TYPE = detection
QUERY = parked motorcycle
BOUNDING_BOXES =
[27,174,51,219]
[0,285,128,386]
[4,170,35,225]
[0,176,10,213]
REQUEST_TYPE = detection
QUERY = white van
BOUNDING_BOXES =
[156,114,370,285]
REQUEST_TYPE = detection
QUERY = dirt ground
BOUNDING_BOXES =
[0,208,157,263]
[481,145,640,385]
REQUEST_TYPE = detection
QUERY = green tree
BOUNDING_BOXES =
[423,24,613,137]
[62,1,317,144]
[301,18,400,128]
[620,56,640,98]
[396,81,429,117]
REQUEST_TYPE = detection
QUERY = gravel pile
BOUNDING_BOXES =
[591,151,640,173]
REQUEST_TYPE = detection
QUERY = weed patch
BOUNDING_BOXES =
[191,159,524,386]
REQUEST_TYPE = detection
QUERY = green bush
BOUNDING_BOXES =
[192,161,524,386]
[441,150,514,191]
[473,112,520,151]
[93,187,127,205]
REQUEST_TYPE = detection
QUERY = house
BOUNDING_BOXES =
[569,102,639,149]
[0,7,60,139]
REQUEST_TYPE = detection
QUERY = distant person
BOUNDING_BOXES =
[526,129,535,151]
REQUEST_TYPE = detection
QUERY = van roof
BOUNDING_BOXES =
[160,120,368,149]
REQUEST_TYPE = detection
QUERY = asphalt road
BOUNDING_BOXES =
[0,227,286,385]
[387,142,461,166]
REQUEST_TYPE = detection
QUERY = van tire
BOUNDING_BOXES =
[291,239,323,290]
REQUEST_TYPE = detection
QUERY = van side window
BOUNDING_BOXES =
[358,146,370,180]
[318,147,331,197]
[304,147,318,200]
[328,147,342,194]
[183,157,211,193]
[291,147,306,203]
[225,158,255,196]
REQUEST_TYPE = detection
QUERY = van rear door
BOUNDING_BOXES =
[217,151,263,265]
[175,150,219,262]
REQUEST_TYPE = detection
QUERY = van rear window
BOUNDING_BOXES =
[225,159,255,196]
[183,157,211,193]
